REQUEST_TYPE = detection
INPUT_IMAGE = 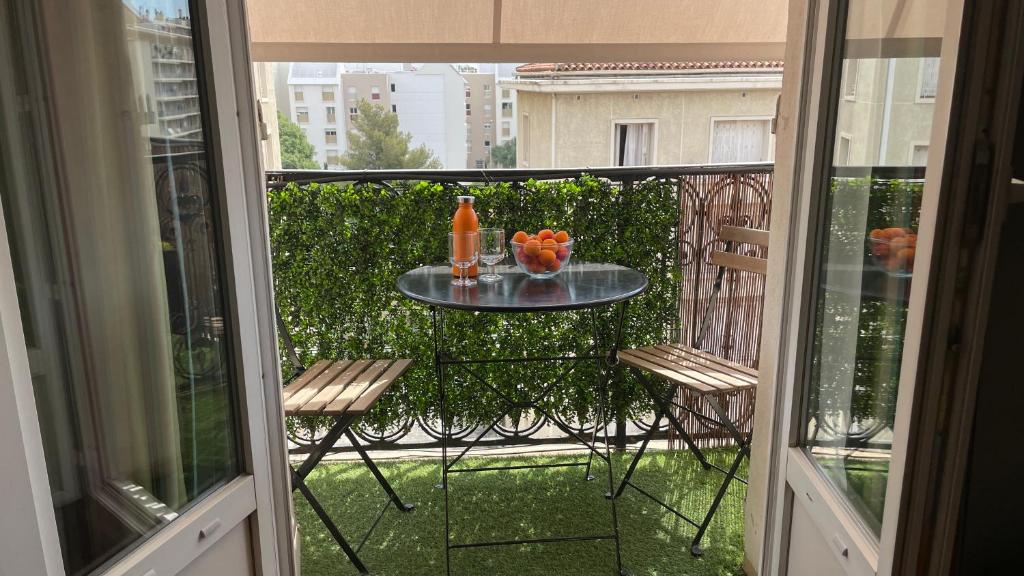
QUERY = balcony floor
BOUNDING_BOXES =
[294,449,746,575]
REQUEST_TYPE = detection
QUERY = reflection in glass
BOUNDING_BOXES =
[0,1,238,574]
[802,0,942,535]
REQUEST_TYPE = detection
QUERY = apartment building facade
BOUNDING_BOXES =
[287,62,343,168]
[462,72,497,168]
[507,62,784,168]
[389,64,467,169]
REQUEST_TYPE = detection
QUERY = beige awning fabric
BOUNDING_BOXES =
[246,0,788,62]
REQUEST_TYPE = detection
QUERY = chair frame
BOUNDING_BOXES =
[278,308,414,575]
[612,225,766,556]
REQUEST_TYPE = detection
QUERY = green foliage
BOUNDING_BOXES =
[278,111,319,170]
[490,138,516,168]
[268,176,681,434]
[339,100,443,169]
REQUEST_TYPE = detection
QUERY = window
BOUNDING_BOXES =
[371,86,381,100]
[322,86,335,101]
[294,88,304,101]
[918,57,940,101]
[347,86,357,95]
[484,103,492,115]
[465,89,471,98]
[502,121,511,138]
[0,2,240,570]
[475,159,485,168]
[391,104,397,113]
[326,106,336,123]
[483,122,492,130]
[614,122,654,166]
[842,60,858,100]
[502,102,513,118]
[501,88,511,99]
[484,140,491,148]
[709,118,773,163]
[325,129,337,144]
[466,103,471,116]
[390,82,396,92]
[837,135,852,166]
[349,106,358,114]
[326,149,340,166]
[911,144,929,166]
[296,106,309,124]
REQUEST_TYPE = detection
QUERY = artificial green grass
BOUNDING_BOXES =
[294,449,747,575]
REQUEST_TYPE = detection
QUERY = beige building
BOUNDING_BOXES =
[340,71,391,135]
[507,62,784,168]
[834,57,938,167]
[462,72,498,168]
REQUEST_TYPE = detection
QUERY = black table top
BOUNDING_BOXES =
[396,262,649,312]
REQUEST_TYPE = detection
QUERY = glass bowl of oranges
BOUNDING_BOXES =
[510,229,573,279]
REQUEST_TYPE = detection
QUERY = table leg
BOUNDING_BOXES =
[431,306,452,576]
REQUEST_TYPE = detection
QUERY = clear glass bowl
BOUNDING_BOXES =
[510,239,573,279]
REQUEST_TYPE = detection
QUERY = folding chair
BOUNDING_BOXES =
[612,225,766,556]
[278,310,415,575]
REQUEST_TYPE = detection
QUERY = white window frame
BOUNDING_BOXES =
[842,59,858,101]
[0,0,292,574]
[916,57,940,103]
[321,85,335,101]
[838,132,853,166]
[295,106,309,124]
[610,118,659,167]
[707,115,775,164]
[908,141,930,166]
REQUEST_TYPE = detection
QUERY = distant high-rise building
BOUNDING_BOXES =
[389,64,467,169]
[462,72,497,168]
[126,8,202,141]
[287,63,343,168]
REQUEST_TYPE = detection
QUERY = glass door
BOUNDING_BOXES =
[767,0,963,574]
[0,0,287,574]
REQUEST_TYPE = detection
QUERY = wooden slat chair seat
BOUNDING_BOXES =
[613,225,766,557]
[277,311,415,576]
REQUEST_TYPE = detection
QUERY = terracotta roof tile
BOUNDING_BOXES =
[515,61,784,74]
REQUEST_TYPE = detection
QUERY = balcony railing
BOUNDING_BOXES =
[265,164,774,453]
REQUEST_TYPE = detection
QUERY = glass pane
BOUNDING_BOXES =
[802,0,946,535]
[0,1,239,574]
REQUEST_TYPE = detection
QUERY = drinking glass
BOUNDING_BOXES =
[478,228,506,283]
[449,231,479,287]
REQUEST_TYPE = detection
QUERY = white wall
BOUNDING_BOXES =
[390,64,467,168]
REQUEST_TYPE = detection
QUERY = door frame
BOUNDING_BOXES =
[757,0,969,574]
[0,0,292,574]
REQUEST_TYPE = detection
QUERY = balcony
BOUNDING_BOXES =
[265,163,773,574]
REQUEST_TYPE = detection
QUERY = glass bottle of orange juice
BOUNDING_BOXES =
[452,195,478,277]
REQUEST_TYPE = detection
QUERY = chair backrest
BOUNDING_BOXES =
[693,225,770,349]
[710,225,769,276]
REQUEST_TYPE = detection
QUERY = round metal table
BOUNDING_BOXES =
[397,262,648,576]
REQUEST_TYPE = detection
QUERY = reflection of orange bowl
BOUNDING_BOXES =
[868,233,916,276]
[511,239,573,279]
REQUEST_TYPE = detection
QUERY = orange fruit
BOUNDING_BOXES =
[556,246,569,261]
[898,247,916,265]
[890,237,910,251]
[541,238,558,252]
[537,229,555,241]
[524,239,542,256]
[884,227,906,238]
[529,262,547,274]
[869,229,885,240]
[538,250,557,266]
[512,230,529,244]
[547,258,561,272]
[554,230,570,243]
[872,243,890,258]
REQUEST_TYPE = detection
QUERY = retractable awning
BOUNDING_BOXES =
[245,0,789,62]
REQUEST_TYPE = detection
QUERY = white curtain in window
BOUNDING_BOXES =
[620,123,652,166]
[711,119,770,163]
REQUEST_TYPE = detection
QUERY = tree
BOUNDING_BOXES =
[490,137,516,168]
[339,100,442,169]
[278,111,319,169]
